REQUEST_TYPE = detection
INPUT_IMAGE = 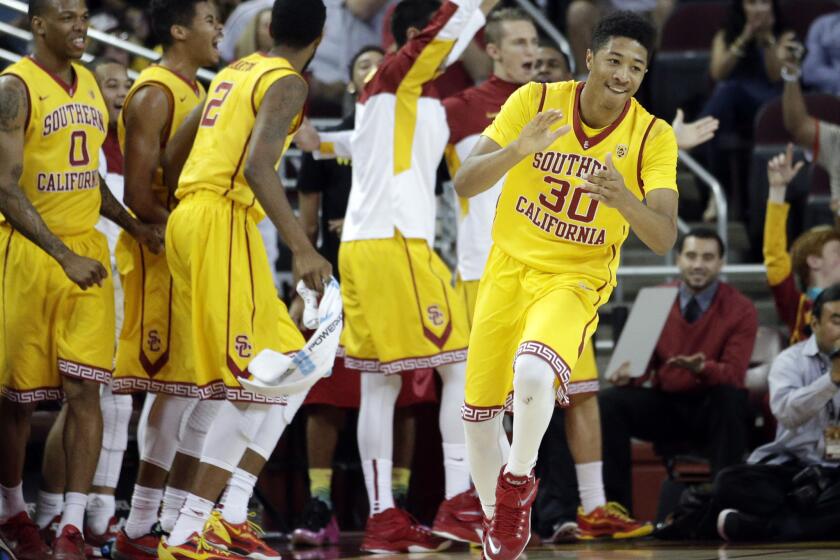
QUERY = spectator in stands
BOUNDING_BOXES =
[534,40,572,82]
[565,0,674,77]
[715,284,840,542]
[233,8,272,59]
[219,0,271,62]
[801,9,840,96]
[763,145,840,345]
[600,228,757,514]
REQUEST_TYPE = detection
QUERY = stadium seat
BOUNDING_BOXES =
[649,1,727,120]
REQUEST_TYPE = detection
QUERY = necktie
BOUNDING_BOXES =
[684,297,701,324]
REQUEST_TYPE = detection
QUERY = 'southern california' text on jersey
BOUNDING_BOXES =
[443,75,519,281]
[484,80,678,286]
[0,57,108,236]
[118,65,206,210]
[342,0,483,245]
[176,52,302,220]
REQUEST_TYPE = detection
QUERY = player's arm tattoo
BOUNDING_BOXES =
[99,174,140,234]
[0,77,71,263]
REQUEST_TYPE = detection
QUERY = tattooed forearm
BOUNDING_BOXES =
[99,177,138,233]
[0,80,23,133]
[0,174,70,262]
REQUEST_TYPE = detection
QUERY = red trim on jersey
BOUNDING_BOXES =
[228,132,252,194]
[250,67,299,114]
[359,1,459,102]
[155,64,201,96]
[537,82,547,112]
[636,116,657,197]
[572,82,630,151]
[123,81,176,149]
[225,200,250,380]
[27,55,78,96]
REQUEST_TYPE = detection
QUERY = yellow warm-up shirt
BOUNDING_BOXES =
[484,80,678,287]
[118,64,206,209]
[1,57,108,236]
[176,52,303,220]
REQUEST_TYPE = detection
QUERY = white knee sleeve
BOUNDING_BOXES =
[100,384,133,451]
[136,393,154,453]
[508,353,558,476]
[357,373,401,462]
[247,392,307,460]
[141,395,197,470]
[176,399,223,459]
[200,401,254,473]
[436,362,466,445]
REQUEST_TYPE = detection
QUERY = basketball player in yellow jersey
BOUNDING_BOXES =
[454,12,678,558]
[155,1,331,557]
[0,1,159,559]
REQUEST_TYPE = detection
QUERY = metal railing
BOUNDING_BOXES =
[679,148,728,253]
[0,0,216,82]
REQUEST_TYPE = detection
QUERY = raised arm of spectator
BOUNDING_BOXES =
[779,51,816,148]
[445,0,500,67]
[769,344,840,429]
[801,15,840,95]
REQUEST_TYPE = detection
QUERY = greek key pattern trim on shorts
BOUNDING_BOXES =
[0,386,64,403]
[110,376,288,405]
[569,380,600,395]
[58,358,112,384]
[514,340,572,406]
[342,347,468,374]
[461,391,514,422]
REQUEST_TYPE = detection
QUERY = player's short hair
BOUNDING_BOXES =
[812,283,840,320]
[591,10,656,61]
[85,56,124,74]
[391,0,440,49]
[28,0,49,20]
[149,0,205,47]
[792,226,840,289]
[271,0,326,49]
[539,39,571,69]
[484,8,535,46]
[677,227,725,258]
[348,45,384,80]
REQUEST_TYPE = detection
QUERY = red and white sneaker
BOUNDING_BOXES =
[53,524,86,560]
[112,528,164,559]
[577,502,653,540]
[482,469,539,560]
[361,508,450,554]
[0,511,51,560]
[431,488,484,544]
[158,533,246,559]
[85,516,123,557]
[203,510,281,559]
[39,514,61,546]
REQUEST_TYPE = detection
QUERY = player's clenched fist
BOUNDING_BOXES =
[59,252,108,290]
[512,110,571,157]
[294,248,333,294]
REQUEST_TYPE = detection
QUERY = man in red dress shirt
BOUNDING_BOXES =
[600,227,758,514]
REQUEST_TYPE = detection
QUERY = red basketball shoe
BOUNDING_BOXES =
[577,502,653,540]
[482,469,538,560]
[431,488,484,544]
[0,511,51,560]
[53,524,86,560]
[361,508,450,553]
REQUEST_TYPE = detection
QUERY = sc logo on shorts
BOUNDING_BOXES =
[235,335,253,358]
[147,330,162,352]
[427,305,445,327]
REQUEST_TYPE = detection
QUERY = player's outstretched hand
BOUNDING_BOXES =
[513,110,571,157]
[672,109,719,150]
[60,252,108,290]
[294,248,333,294]
[581,153,633,209]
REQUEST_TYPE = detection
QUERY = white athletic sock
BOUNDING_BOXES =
[85,493,115,536]
[0,483,27,522]
[58,492,87,534]
[35,490,64,528]
[362,459,394,515]
[506,354,557,477]
[576,461,606,514]
[221,469,258,525]
[358,372,400,516]
[464,415,506,519]
[124,485,163,539]
[442,443,471,499]
[167,494,214,547]
[160,486,189,533]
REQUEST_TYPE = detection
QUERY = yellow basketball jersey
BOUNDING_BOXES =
[1,57,108,236]
[176,53,303,219]
[118,65,206,209]
[483,80,678,286]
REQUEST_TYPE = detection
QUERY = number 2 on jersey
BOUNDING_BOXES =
[201,81,234,127]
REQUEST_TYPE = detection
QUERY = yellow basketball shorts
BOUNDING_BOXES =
[0,225,115,402]
[455,277,480,330]
[338,232,469,374]
[463,245,608,421]
[111,231,184,394]
[164,192,304,403]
